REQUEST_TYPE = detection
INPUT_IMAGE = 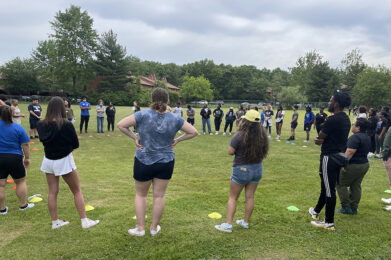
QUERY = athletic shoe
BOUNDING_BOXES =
[367,152,374,157]
[30,136,34,139]
[215,223,232,233]
[304,140,309,143]
[215,131,218,135]
[128,227,145,236]
[209,133,213,135]
[203,132,206,135]
[34,136,39,139]
[229,132,232,136]
[0,206,8,215]
[19,203,34,211]
[52,220,70,230]
[82,218,100,229]
[236,219,249,229]
[276,135,280,140]
[150,225,161,237]
[351,208,357,215]
[375,154,380,159]
[308,207,319,220]
[310,220,335,230]
[336,207,353,214]
[222,132,226,136]
[381,198,391,204]
[384,205,391,211]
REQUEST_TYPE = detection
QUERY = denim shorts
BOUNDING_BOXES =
[231,163,263,185]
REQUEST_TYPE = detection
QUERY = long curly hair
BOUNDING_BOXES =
[237,118,269,162]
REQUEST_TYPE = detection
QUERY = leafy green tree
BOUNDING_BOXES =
[180,76,213,101]
[95,30,130,92]
[277,86,307,107]
[32,40,65,93]
[0,57,41,94]
[50,5,98,94]
[291,51,339,102]
[340,49,367,92]
[353,66,391,107]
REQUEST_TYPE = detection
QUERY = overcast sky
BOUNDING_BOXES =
[1,0,391,69]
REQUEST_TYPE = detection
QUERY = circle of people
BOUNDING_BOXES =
[1,89,391,235]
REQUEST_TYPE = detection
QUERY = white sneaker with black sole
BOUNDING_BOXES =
[19,203,34,211]
[0,206,8,215]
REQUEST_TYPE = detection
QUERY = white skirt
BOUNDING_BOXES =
[40,153,77,176]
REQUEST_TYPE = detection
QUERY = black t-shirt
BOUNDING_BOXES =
[367,116,378,136]
[347,132,370,164]
[376,118,389,135]
[321,112,351,155]
[213,108,223,119]
[265,110,274,118]
[28,104,42,119]
[315,112,328,127]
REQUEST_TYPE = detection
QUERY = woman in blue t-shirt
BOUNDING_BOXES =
[118,88,198,237]
[0,105,34,215]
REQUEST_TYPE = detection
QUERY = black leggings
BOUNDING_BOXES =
[80,115,90,132]
[224,121,233,133]
[215,118,222,131]
[107,116,115,131]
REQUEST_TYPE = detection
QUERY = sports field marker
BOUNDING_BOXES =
[286,141,290,144]
[208,212,222,219]
[29,197,43,203]
[85,205,95,211]
[32,148,38,151]
[6,179,14,184]
[132,215,148,220]
[13,186,16,190]
[291,143,296,145]
[384,190,391,194]
[89,136,93,138]
[287,206,299,211]
[302,145,308,148]
[29,141,35,144]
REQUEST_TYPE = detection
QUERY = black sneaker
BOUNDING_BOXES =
[0,206,8,215]
[30,136,34,139]
[336,207,353,214]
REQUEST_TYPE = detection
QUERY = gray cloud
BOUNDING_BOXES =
[1,0,391,69]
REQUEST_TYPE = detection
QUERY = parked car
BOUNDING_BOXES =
[197,100,208,104]
[21,96,31,102]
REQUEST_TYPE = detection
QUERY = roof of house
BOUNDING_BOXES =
[131,75,180,91]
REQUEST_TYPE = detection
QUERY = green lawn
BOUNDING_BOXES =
[1,103,390,259]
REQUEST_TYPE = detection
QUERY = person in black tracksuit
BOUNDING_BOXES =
[367,108,378,155]
[223,108,236,136]
[309,90,351,230]
[106,102,116,132]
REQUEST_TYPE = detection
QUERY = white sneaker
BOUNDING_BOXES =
[0,206,8,215]
[203,132,206,135]
[229,132,232,136]
[215,131,218,135]
[209,133,213,135]
[82,218,100,229]
[52,219,70,230]
[367,152,374,157]
[215,223,232,233]
[150,225,161,237]
[310,220,335,230]
[19,203,34,211]
[222,132,226,136]
[384,205,391,211]
[381,198,391,204]
[276,135,280,140]
[236,219,249,229]
[128,226,145,236]
[304,140,309,143]
[308,207,319,220]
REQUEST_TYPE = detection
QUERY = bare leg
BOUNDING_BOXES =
[14,177,27,207]
[46,174,60,221]
[244,183,259,222]
[306,131,310,141]
[226,181,244,225]
[134,180,152,231]
[62,170,86,219]
[151,178,170,231]
[0,179,6,210]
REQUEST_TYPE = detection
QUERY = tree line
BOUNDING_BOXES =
[1,5,390,107]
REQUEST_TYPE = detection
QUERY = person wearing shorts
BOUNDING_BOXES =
[304,106,315,142]
[118,88,198,237]
[215,110,269,233]
[288,105,299,141]
[275,106,285,140]
[0,105,34,215]
[37,97,99,230]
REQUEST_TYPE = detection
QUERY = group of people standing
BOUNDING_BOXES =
[79,97,117,134]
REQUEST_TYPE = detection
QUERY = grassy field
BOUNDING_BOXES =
[1,103,391,259]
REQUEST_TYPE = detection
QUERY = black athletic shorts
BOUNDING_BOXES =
[304,123,312,131]
[133,157,175,182]
[291,121,298,129]
[0,154,26,180]
[187,118,194,125]
[29,118,40,129]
